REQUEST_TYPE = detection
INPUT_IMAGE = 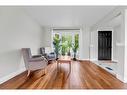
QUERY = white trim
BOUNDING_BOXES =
[0,67,26,84]
[79,58,90,61]
[124,76,127,83]
[79,28,82,60]
[112,30,114,61]
[113,60,118,63]
[116,74,125,83]
[90,58,98,61]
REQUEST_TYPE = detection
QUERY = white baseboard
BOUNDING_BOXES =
[116,74,125,83]
[79,58,90,61]
[90,59,97,61]
[112,59,118,63]
[116,74,127,83]
[124,76,127,83]
[0,67,26,84]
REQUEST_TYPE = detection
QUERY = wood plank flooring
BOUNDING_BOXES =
[0,60,127,89]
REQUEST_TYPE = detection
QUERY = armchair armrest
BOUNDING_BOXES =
[29,56,46,62]
[43,53,48,56]
[32,54,42,58]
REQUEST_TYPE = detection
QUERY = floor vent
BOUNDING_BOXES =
[105,67,113,70]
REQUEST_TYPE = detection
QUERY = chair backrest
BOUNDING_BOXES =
[21,48,32,69]
[40,47,45,55]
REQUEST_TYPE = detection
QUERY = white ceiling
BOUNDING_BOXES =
[24,6,116,27]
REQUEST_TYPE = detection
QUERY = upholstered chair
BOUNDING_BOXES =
[21,48,48,76]
[40,47,56,61]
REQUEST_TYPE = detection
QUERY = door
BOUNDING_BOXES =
[98,31,112,60]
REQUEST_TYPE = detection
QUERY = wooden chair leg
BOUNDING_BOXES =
[40,69,46,77]
[27,70,30,77]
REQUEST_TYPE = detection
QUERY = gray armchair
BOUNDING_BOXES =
[40,47,56,61]
[21,48,48,76]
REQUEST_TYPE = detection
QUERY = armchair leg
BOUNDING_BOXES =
[41,69,46,77]
[27,70,30,77]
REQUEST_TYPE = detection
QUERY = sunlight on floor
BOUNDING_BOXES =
[92,60,117,75]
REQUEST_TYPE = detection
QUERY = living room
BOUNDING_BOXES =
[0,5,127,89]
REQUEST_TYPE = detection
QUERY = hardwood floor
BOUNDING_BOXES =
[0,60,127,89]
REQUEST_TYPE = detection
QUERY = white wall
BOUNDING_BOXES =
[81,27,90,60]
[90,14,122,61]
[90,30,98,60]
[42,27,52,47]
[113,25,121,61]
[124,9,127,83]
[90,7,127,83]
[0,7,44,83]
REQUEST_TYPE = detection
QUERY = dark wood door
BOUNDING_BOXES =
[98,31,112,60]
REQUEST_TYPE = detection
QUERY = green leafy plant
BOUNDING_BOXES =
[72,34,79,60]
[53,34,61,59]
[66,36,72,56]
[61,41,68,56]
[61,35,68,56]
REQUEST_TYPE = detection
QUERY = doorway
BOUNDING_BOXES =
[98,31,112,60]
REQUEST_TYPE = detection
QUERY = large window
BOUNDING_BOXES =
[52,29,80,58]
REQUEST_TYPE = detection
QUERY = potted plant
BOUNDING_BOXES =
[67,36,72,56]
[61,41,68,56]
[53,34,61,59]
[72,34,79,61]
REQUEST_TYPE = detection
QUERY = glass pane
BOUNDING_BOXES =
[52,29,80,60]
[73,34,79,58]
[61,35,73,56]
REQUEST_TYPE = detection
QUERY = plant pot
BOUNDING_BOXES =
[55,53,59,60]
[62,53,65,56]
[73,57,77,61]
[67,51,71,56]
[73,52,77,61]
